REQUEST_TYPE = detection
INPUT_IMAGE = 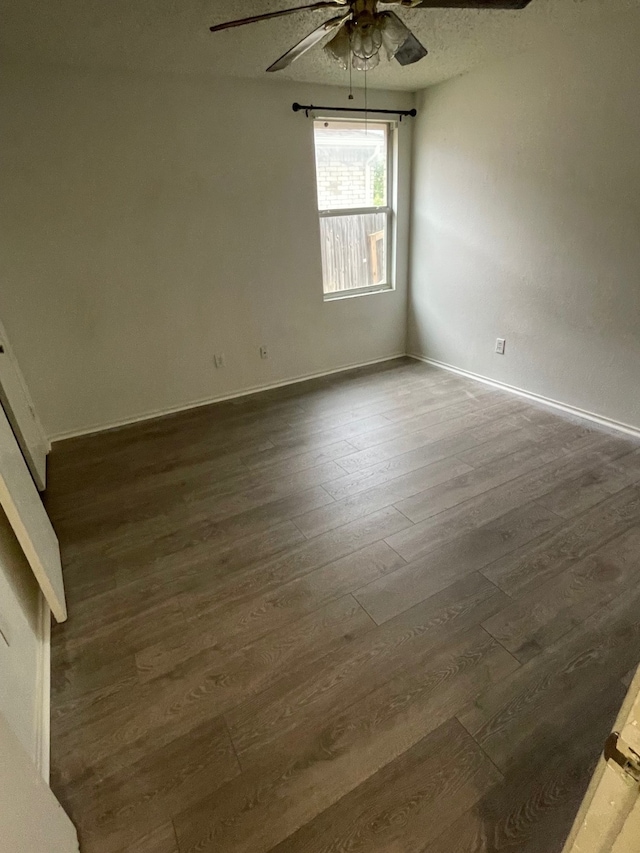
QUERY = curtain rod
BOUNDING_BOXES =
[292,102,417,120]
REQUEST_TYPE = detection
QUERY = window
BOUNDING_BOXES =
[313,119,394,299]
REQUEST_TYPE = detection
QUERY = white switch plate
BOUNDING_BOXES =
[495,338,506,355]
[214,353,226,368]
[260,346,269,360]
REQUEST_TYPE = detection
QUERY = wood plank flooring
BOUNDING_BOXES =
[45,358,640,853]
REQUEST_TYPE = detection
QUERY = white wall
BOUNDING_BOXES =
[0,504,46,768]
[409,10,640,431]
[0,69,413,439]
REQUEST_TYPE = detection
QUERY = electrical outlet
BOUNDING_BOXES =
[260,346,269,360]
[495,338,506,355]
[214,353,226,368]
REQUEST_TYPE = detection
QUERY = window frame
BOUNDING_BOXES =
[313,118,397,301]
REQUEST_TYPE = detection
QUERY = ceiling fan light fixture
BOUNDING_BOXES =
[210,0,534,74]
[324,9,411,70]
[324,24,352,69]
[351,12,384,59]
[352,47,381,71]
[379,11,412,59]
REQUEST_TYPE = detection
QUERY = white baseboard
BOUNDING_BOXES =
[51,350,639,445]
[408,353,640,440]
[49,353,408,443]
[34,594,51,782]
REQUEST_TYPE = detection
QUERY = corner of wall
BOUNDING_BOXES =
[405,89,421,362]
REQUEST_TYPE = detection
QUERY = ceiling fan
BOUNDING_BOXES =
[209,0,533,73]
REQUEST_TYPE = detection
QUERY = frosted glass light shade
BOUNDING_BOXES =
[324,12,411,72]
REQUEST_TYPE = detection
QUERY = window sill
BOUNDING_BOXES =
[323,285,394,303]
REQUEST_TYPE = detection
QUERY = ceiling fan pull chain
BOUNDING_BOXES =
[364,67,368,131]
[348,30,354,99]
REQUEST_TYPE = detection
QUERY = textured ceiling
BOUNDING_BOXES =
[1,0,636,91]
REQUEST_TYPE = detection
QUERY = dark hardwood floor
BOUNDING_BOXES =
[45,358,640,853]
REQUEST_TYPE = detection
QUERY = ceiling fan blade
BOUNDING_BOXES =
[409,1,532,8]
[209,1,346,34]
[395,31,428,64]
[267,13,351,72]
[380,0,531,7]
